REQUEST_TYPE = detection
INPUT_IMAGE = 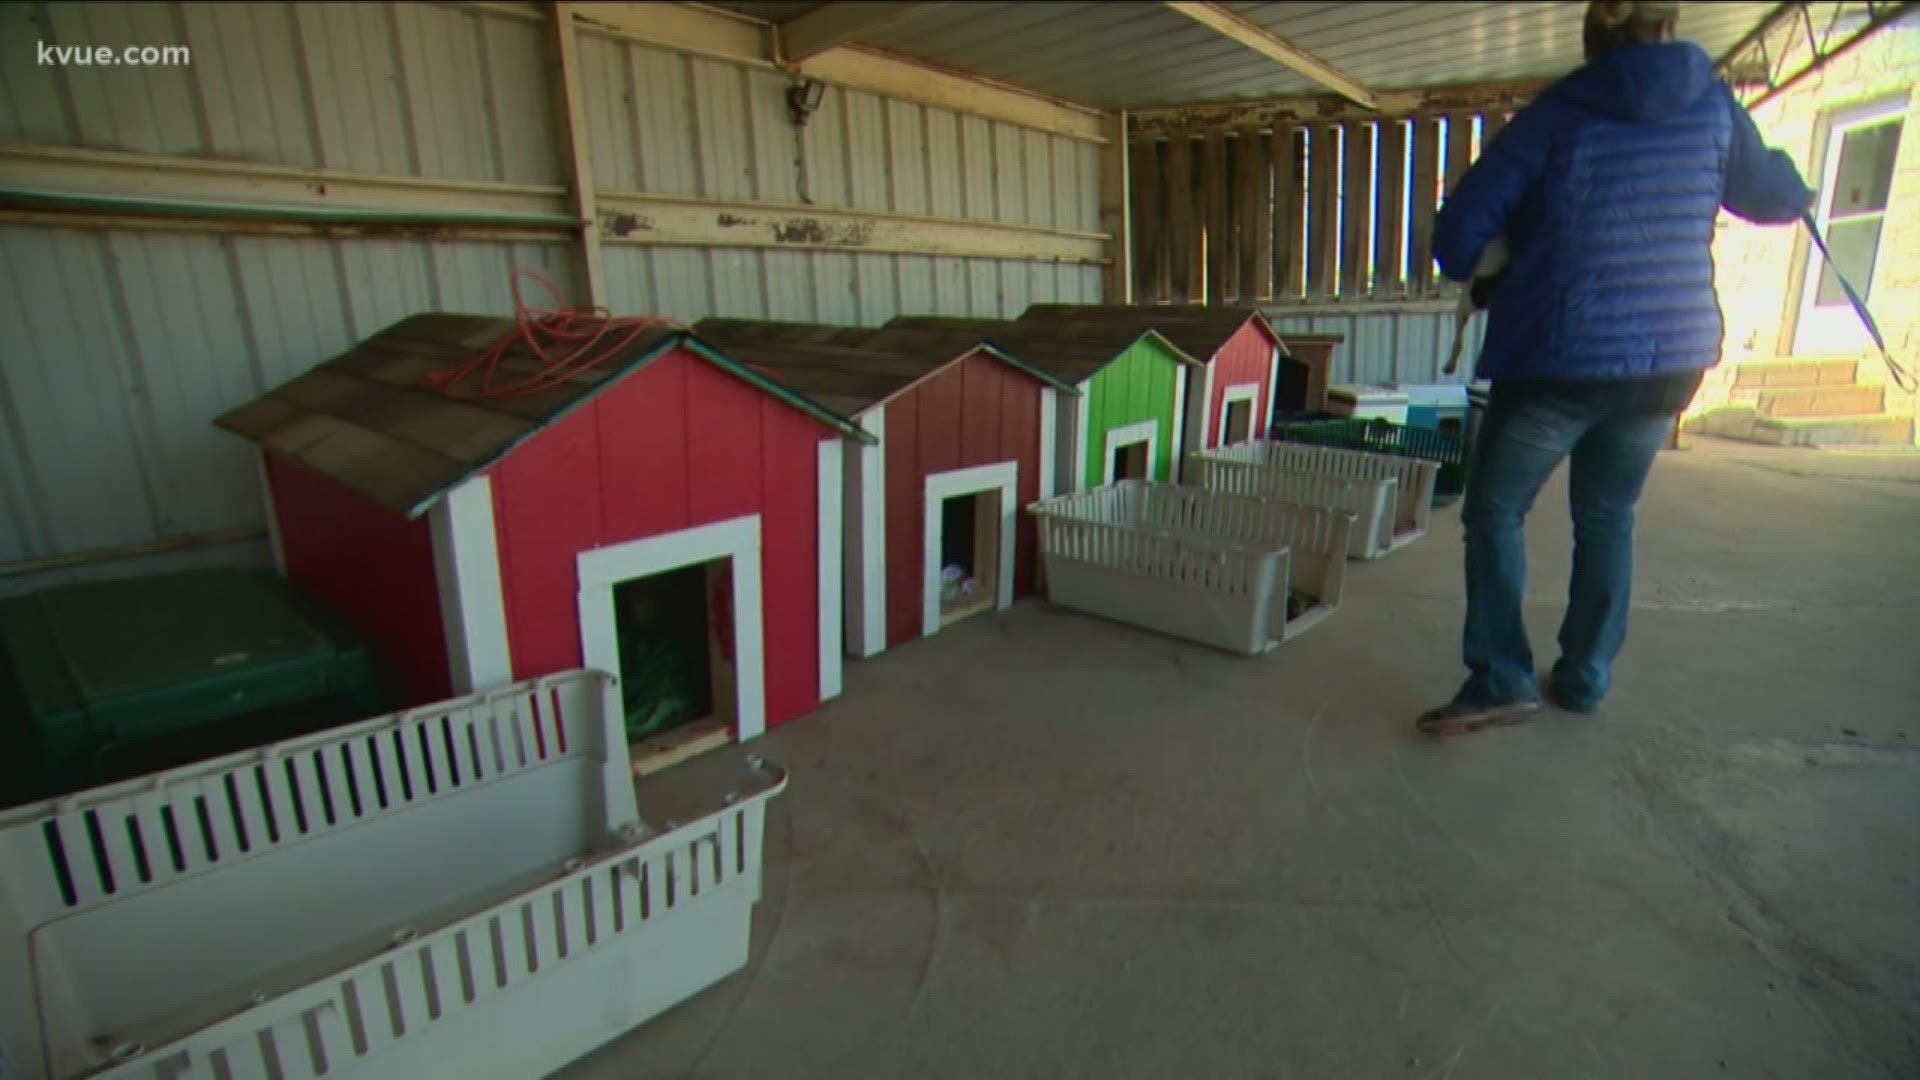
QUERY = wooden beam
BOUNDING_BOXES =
[0,144,570,219]
[1165,130,1195,303]
[1162,1,1375,109]
[1263,298,1459,317]
[1128,138,1164,303]
[1273,124,1301,300]
[1481,108,1510,144]
[1201,128,1228,304]
[0,144,1106,261]
[1306,123,1337,300]
[595,191,1108,262]
[1130,79,1551,136]
[1372,117,1405,299]
[777,2,945,63]
[1339,120,1371,300]
[1444,110,1475,194]
[1406,116,1441,296]
[1241,127,1272,302]
[0,207,560,242]
[570,2,1106,143]
[1099,111,1133,302]
[550,2,606,307]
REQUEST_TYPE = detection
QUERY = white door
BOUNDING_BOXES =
[1793,98,1907,355]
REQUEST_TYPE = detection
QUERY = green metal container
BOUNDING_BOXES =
[0,566,385,806]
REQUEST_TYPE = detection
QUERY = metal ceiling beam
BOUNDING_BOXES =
[776,2,946,63]
[1718,0,1919,108]
[1162,1,1376,110]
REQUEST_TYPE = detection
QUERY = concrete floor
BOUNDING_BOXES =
[566,437,1920,1080]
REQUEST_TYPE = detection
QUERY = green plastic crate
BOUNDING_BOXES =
[1269,417,1469,504]
[0,566,386,806]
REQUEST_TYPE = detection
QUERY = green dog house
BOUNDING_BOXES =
[882,317,1202,495]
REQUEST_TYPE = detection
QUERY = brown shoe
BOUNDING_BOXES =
[1416,694,1542,738]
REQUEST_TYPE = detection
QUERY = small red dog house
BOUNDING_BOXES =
[215,313,871,745]
[694,320,1078,659]
[1022,304,1286,452]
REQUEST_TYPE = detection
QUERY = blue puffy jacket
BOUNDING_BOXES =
[1433,41,1811,382]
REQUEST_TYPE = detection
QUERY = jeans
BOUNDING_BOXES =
[1459,380,1680,709]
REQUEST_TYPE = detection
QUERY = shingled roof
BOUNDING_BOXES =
[215,313,871,519]
[881,316,1202,385]
[1017,304,1287,363]
[693,319,1080,415]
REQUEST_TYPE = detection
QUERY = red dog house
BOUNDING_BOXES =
[1022,304,1286,452]
[215,313,870,746]
[694,320,1077,659]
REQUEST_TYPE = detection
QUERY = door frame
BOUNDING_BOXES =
[1217,382,1264,444]
[576,514,768,741]
[1787,93,1909,356]
[921,461,1019,637]
[1100,419,1161,485]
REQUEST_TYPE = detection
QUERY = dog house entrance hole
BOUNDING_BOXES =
[1223,398,1255,443]
[613,559,737,771]
[938,488,1001,626]
[1110,438,1150,482]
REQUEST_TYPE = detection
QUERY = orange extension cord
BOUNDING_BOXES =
[422,269,682,401]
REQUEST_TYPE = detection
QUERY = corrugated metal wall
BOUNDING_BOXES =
[1263,306,1487,388]
[0,2,1102,569]
[577,35,1102,323]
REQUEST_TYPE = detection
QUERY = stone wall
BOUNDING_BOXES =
[1696,23,1920,437]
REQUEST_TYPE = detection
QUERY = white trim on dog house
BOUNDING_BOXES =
[1266,346,1283,432]
[921,460,1019,637]
[256,450,287,578]
[429,473,514,694]
[1169,364,1189,480]
[576,514,768,741]
[816,438,844,701]
[1072,381,1092,493]
[1199,362,1218,449]
[843,408,888,659]
[1218,381,1264,444]
[1039,387,1058,500]
[1100,419,1161,485]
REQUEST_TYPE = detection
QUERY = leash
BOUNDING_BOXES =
[1800,209,1917,393]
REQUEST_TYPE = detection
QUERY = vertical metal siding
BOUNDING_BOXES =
[12,2,558,181]
[0,4,1104,565]
[0,227,576,565]
[1265,307,1486,388]
[582,38,1104,325]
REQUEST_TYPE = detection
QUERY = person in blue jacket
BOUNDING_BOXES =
[1417,0,1812,736]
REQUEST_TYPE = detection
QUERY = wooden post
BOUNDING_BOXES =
[1273,124,1301,300]
[1307,123,1338,300]
[550,2,606,308]
[1445,110,1475,193]
[1373,117,1406,298]
[1128,137,1163,303]
[1166,129,1194,304]
[1407,115,1441,296]
[1202,128,1229,305]
[1100,110,1133,304]
[1246,128,1273,302]
[1339,119,1371,300]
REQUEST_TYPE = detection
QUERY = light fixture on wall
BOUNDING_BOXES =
[787,78,825,128]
